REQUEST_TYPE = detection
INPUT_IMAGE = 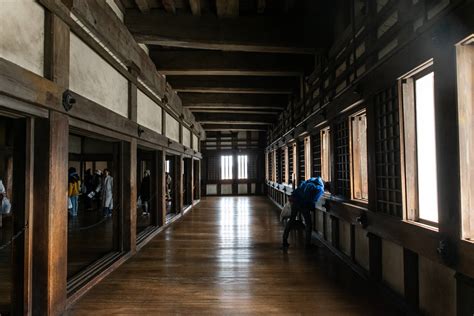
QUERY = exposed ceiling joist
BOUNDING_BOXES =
[180,93,287,108]
[168,76,297,94]
[202,124,268,131]
[125,11,315,54]
[150,50,311,76]
[194,112,275,124]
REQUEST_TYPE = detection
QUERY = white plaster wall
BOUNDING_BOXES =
[0,0,44,76]
[339,220,351,257]
[238,184,248,195]
[69,33,128,118]
[165,113,180,143]
[137,90,162,134]
[221,184,232,195]
[193,134,199,151]
[382,239,404,296]
[182,126,191,148]
[206,184,217,195]
[419,256,456,316]
[355,226,370,271]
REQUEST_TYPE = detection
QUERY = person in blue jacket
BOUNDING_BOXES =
[282,176,330,250]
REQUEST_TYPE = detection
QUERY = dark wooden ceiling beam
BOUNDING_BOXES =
[168,76,297,94]
[149,50,312,76]
[202,124,268,131]
[125,10,314,54]
[216,0,239,18]
[189,0,201,15]
[194,112,275,124]
[179,93,287,108]
[189,109,279,114]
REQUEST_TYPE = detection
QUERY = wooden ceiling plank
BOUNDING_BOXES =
[257,0,265,13]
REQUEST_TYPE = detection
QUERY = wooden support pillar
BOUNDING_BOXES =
[157,150,166,226]
[33,112,69,315]
[178,155,184,212]
[366,99,377,211]
[121,139,137,253]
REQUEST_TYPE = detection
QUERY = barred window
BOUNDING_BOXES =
[350,111,368,201]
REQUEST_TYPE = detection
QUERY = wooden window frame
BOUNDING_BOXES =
[284,146,289,184]
[304,135,312,180]
[292,143,298,185]
[321,127,332,182]
[400,60,439,227]
[272,150,277,182]
[349,110,368,202]
[457,37,474,239]
[220,155,233,180]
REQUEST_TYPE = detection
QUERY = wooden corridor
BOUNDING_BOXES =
[67,196,401,315]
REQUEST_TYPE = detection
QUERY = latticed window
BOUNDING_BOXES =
[288,144,294,185]
[335,120,351,197]
[298,139,305,184]
[237,155,248,179]
[221,155,233,180]
[375,85,402,217]
[312,133,321,177]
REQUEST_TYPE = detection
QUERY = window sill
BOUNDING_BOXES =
[402,219,439,233]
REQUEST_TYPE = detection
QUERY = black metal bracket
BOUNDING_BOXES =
[62,90,76,112]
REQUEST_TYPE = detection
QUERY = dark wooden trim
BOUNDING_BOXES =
[403,248,419,309]
[122,140,137,253]
[368,232,382,282]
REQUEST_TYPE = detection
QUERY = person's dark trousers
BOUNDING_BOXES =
[282,202,313,247]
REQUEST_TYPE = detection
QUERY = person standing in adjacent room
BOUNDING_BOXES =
[68,167,81,217]
[166,172,172,201]
[139,169,151,216]
[101,168,114,217]
[282,176,330,250]
[0,180,11,216]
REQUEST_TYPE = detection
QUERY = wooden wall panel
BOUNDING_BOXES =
[382,239,404,296]
[419,255,456,316]
[339,220,351,256]
[355,226,370,271]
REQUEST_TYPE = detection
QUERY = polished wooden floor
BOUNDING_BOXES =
[68,196,402,315]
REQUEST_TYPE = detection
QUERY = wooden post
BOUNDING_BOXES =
[368,232,382,281]
[33,112,69,315]
[121,139,137,253]
[32,9,70,315]
[156,150,166,226]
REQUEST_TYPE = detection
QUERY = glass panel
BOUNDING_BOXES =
[0,116,25,314]
[67,134,120,279]
[415,72,438,223]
